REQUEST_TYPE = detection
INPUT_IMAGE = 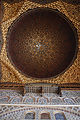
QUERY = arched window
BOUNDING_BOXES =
[40,112,51,119]
[25,112,35,119]
[55,113,66,120]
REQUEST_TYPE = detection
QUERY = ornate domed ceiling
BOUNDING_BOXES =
[7,8,77,79]
[0,0,80,84]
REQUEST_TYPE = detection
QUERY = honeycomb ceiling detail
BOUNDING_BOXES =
[0,0,80,84]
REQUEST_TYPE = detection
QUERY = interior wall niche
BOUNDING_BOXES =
[25,112,35,119]
[55,112,66,120]
[40,112,51,119]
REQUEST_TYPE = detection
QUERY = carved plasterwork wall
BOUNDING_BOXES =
[0,105,80,120]
[0,0,80,84]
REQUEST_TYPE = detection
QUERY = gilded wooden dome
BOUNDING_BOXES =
[6,8,78,79]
